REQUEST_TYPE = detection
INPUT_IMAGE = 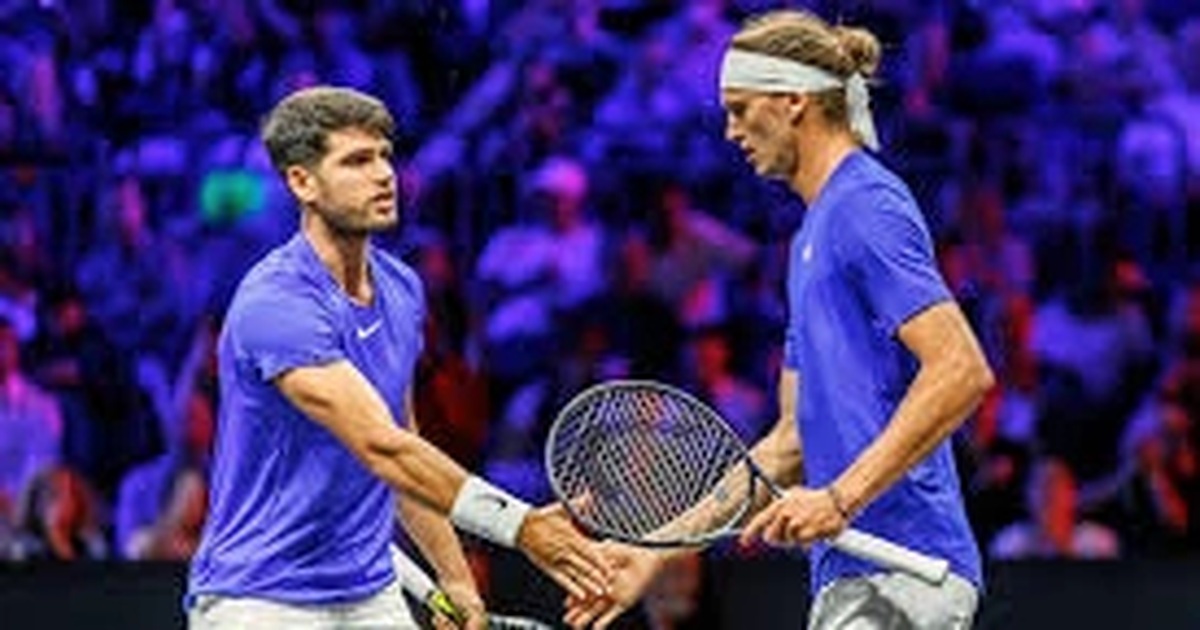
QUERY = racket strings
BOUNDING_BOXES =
[550,385,749,541]
[577,391,666,536]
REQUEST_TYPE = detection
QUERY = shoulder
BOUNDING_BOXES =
[843,182,921,234]
[830,152,912,201]
[226,242,336,333]
[830,182,930,266]
[826,154,917,222]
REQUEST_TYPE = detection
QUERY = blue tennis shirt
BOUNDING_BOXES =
[783,151,982,592]
[188,232,425,604]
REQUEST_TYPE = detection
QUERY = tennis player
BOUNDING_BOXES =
[187,86,609,629]
[566,10,993,629]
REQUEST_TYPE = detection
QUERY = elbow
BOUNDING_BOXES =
[935,345,995,412]
[963,354,996,406]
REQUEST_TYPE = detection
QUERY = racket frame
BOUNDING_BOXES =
[544,380,951,585]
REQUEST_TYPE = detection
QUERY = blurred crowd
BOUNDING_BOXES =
[2,1,1200,617]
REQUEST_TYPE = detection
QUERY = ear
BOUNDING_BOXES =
[284,164,319,206]
[786,93,810,125]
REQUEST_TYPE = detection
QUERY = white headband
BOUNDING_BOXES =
[719,49,879,151]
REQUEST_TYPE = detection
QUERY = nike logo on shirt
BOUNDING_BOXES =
[356,320,383,340]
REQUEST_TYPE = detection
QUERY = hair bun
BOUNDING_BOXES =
[833,26,881,77]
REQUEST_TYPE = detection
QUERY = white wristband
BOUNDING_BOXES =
[449,476,533,548]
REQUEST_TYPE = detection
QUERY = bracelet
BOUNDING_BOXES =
[449,476,533,548]
[826,485,852,521]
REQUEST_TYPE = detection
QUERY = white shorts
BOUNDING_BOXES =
[808,571,978,630]
[188,580,418,630]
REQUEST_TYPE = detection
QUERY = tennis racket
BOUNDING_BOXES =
[544,380,949,585]
[391,545,557,630]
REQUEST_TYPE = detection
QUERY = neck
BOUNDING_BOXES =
[302,212,372,304]
[788,126,859,205]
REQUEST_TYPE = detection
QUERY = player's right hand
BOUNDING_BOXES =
[563,541,664,629]
[516,504,612,601]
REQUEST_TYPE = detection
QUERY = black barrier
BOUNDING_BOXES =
[0,561,186,629]
[1,558,1199,629]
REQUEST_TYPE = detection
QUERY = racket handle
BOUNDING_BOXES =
[832,528,950,586]
[392,545,470,627]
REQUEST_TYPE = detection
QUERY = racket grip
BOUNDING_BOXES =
[831,528,950,586]
[392,545,470,627]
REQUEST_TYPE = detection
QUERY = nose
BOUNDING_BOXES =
[724,114,740,144]
[373,155,395,183]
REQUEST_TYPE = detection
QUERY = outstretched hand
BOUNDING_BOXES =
[517,504,612,601]
[563,541,664,629]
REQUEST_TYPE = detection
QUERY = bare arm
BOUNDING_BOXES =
[831,301,995,515]
[277,361,469,512]
[276,360,609,599]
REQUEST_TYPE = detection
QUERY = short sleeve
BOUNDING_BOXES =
[840,190,951,335]
[231,285,344,381]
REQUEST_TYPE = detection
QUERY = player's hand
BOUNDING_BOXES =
[739,486,847,548]
[438,579,486,630]
[517,504,612,601]
[564,541,663,629]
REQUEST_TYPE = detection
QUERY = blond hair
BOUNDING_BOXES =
[731,10,881,135]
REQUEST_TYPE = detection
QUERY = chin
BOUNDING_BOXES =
[363,220,398,235]
[760,155,797,182]
[758,163,786,181]
[375,214,402,232]
[363,207,400,231]
[330,217,397,238]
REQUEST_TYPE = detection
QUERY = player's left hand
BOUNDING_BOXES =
[437,579,486,630]
[739,486,847,548]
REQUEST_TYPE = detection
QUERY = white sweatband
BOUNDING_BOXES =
[719,48,880,151]
[449,476,533,548]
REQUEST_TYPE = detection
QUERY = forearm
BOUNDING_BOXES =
[357,411,533,551]
[645,462,758,553]
[648,370,803,547]
[834,354,991,515]
[293,375,469,511]
[397,494,477,586]
[365,428,472,512]
[662,420,800,541]
[278,362,529,546]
